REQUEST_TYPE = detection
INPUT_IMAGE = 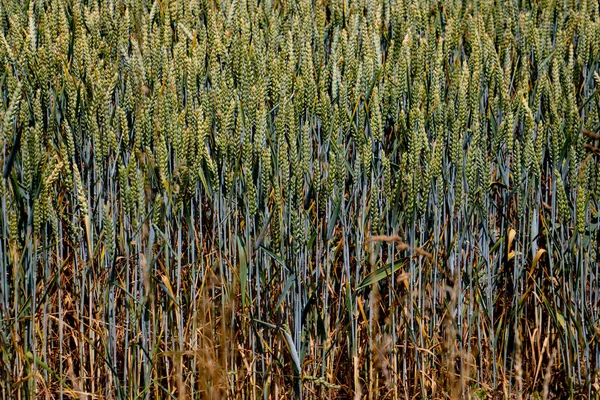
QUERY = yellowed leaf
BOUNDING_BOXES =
[507,228,516,256]
[161,274,175,299]
[531,248,547,270]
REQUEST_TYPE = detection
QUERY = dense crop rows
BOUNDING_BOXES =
[0,0,599,398]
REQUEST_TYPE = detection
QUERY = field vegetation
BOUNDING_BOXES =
[0,0,599,398]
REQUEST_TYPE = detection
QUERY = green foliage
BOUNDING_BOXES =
[0,0,599,398]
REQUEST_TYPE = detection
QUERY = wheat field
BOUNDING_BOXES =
[0,0,599,398]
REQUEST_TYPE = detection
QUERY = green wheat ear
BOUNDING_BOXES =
[2,83,21,142]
